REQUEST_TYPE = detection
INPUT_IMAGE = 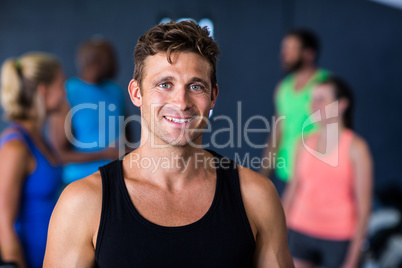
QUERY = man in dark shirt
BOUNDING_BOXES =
[44,21,293,267]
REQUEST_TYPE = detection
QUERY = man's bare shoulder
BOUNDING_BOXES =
[57,171,103,215]
[238,166,279,205]
[237,166,283,232]
[44,173,102,267]
[237,166,294,267]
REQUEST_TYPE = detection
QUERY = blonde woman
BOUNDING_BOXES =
[0,53,65,268]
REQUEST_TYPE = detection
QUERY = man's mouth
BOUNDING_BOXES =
[164,116,194,124]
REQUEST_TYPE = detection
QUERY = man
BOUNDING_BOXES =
[260,29,330,196]
[44,21,293,267]
[49,38,124,184]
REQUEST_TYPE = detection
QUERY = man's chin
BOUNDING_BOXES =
[157,135,202,149]
[168,137,200,148]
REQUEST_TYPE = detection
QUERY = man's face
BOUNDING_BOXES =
[280,35,304,72]
[133,52,218,147]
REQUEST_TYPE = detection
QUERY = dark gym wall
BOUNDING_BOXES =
[0,0,401,193]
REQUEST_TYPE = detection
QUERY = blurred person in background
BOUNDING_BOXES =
[260,29,330,197]
[0,52,64,268]
[283,76,373,268]
[49,38,124,185]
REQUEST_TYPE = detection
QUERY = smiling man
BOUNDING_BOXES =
[44,21,293,267]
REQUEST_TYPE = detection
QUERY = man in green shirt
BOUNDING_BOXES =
[260,29,329,196]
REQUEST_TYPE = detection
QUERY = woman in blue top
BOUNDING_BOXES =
[0,53,65,268]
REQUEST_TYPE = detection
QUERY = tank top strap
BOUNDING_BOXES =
[8,123,63,166]
[0,123,36,153]
[207,149,238,185]
[207,150,255,245]
[339,129,355,155]
[310,69,330,84]
[96,158,122,260]
[7,123,37,152]
[0,131,27,148]
[342,129,354,145]
[98,158,121,201]
[278,74,295,96]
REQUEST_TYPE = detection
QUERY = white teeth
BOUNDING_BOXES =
[165,116,193,123]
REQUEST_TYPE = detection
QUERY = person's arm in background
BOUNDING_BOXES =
[0,139,30,268]
[342,136,373,268]
[281,141,303,218]
[260,84,282,178]
[48,100,119,164]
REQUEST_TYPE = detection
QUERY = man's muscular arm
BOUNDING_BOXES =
[239,167,294,268]
[43,173,102,267]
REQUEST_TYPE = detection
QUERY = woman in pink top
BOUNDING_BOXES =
[283,76,373,268]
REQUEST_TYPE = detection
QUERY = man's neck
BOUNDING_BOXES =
[294,64,317,79]
[80,72,99,84]
[292,64,318,90]
[125,141,214,190]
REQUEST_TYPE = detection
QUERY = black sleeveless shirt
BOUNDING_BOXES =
[95,151,255,267]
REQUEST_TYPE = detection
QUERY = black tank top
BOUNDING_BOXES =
[95,151,255,267]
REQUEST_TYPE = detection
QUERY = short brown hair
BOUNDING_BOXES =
[133,20,220,89]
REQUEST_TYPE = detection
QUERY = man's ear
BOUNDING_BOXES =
[128,79,142,107]
[210,84,219,109]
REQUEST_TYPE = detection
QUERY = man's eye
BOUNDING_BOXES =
[159,83,171,89]
[190,85,202,91]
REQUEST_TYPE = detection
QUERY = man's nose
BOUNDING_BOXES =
[170,87,192,111]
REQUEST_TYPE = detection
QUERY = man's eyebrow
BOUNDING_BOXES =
[152,76,175,85]
[152,76,210,87]
[189,77,210,87]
